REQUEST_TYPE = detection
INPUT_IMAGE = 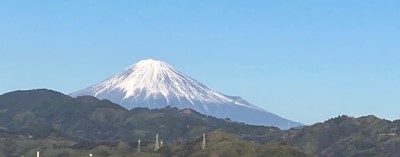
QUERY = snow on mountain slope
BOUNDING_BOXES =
[70,59,302,129]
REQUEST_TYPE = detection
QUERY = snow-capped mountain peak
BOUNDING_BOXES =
[71,59,302,129]
[73,59,262,111]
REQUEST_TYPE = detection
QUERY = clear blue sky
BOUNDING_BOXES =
[1,1,399,125]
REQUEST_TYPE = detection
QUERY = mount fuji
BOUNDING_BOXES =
[71,59,302,129]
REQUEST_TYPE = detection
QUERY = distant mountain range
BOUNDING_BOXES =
[0,89,400,156]
[0,89,303,157]
[0,89,282,142]
[71,59,302,129]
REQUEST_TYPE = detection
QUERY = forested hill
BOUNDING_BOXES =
[0,89,282,142]
[1,89,399,157]
[291,115,400,157]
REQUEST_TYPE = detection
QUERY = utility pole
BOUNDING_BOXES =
[202,133,206,150]
[137,139,141,152]
[155,134,160,151]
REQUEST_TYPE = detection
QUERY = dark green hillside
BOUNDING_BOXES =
[292,115,400,157]
[124,106,283,143]
[0,89,282,142]
[0,89,129,140]
[2,89,400,157]
[157,131,311,157]
[0,129,309,157]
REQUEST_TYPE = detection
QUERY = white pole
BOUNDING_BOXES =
[89,153,93,157]
[137,139,141,152]
[36,151,40,157]
[202,133,206,150]
[155,133,160,151]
